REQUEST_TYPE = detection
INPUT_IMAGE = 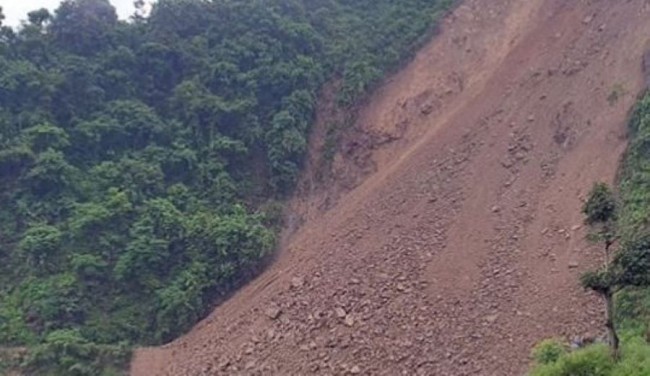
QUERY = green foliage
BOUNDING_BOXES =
[581,269,619,294]
[0,0,453,373]
[584,183,618,226]
[23,329,130,376]
[532,339,567,365]
[619,93,650,242]
[609,337,650,376]
[530,344,613,376]
[529,339,650,376]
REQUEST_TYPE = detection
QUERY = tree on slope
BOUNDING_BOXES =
[581,182,620,358]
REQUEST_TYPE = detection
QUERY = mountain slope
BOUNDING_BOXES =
[131,0,650,374]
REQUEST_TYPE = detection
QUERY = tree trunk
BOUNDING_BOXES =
[604,289,620,360]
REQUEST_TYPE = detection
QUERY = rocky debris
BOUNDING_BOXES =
[291,277,304,289]
[485,314,499,324]
[130,1,643,375]
[265,306,282,320]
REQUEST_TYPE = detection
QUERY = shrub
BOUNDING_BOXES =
[529,344,612,376]
[532,339,567,365]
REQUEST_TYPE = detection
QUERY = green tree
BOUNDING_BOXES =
[581,183,620,358]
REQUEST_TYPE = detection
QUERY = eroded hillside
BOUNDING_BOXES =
[132,0,650,374]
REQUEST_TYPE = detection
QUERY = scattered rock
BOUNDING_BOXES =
[265,306,282,320]
[291,276,304,289]
[485,314,499,324]
[350,365,361,374]
[219,360,231,371]
[345,315,355,327]
[421,104,434,115]
[335,307,347,319]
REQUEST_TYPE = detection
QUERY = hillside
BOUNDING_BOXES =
[131,0,650,375]
[0,0,452,374]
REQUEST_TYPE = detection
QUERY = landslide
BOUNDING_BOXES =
[131,0,650,374]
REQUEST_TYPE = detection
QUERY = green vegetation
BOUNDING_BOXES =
[0,0,451,373]
[529,92,650,375]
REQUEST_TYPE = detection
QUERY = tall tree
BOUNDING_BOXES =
[581,182,620,358]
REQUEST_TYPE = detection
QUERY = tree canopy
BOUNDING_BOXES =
[0,0,451,373]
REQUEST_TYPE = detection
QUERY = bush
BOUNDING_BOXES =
[532,339,567,365]
[529,338,650,376]
[23,329,131,376]
[611,337,650,376]
[529,344,612,376]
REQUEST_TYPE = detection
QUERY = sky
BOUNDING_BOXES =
[1,0,140,27]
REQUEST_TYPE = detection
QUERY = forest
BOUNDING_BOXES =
[0,0,451,373]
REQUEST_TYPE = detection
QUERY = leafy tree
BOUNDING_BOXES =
[18,224,62,272]
[581,183,621,358]
[582,182,650,360]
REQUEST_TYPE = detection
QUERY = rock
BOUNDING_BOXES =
[571,225,582,231]
[350,365,361,374]
[485,314,499,324]
[344,315,355,327]
[291,277,304,289]
[265,306,282,320]
[568,262,579,269]
[491,205,500,213]
[350,278,361,285]
[527,114,535,122]
[420,104,434,115]
[583,15,593,24]
[219,360,231,371]
[335,307,347,319]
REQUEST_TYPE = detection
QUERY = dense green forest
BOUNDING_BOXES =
[0,0,451,373]
[529,93,650,375]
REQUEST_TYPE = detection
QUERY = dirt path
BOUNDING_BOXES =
[131,0,650,375]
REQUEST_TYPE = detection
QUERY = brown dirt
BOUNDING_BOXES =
[130,0,650,375]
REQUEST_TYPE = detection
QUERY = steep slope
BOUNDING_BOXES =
[131,0,650,375]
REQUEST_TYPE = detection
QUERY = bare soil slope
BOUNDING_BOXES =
[131,0,650,375]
